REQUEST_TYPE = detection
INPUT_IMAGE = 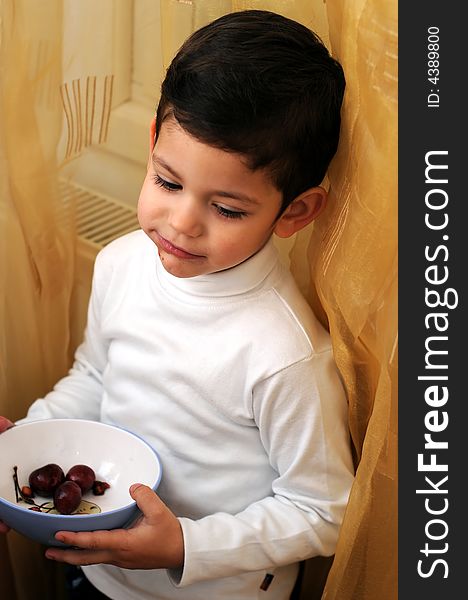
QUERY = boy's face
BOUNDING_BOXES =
[138,117,283,278]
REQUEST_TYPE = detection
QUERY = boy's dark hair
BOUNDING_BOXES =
[155,10,345,213]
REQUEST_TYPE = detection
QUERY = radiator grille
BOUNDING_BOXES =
[59,180,139,250]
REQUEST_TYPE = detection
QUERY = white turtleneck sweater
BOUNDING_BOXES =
[23,230,354,600]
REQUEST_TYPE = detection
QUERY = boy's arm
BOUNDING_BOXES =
[171,350,354,586]
[17,346,105,423]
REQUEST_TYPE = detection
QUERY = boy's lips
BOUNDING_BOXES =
[155,233,204,259]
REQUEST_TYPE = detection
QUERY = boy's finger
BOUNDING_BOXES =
[129,483,163,518]
[0,417,14,433]
[0,520,11,533]
[54,528,127,550]
[45,547,113,566]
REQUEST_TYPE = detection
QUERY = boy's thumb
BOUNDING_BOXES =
[129,483,162,515]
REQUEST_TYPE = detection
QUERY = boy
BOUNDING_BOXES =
[0,10,354,600]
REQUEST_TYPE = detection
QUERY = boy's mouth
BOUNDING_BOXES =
[155,233,204,259]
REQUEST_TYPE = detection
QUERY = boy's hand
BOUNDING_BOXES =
[0,416,14,433]
[0,417,14,533]
[44,484,184,570]
[0,521,10,534]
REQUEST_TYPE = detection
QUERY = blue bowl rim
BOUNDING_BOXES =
[0,418,163,520]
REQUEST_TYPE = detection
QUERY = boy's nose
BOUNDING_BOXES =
[168,196,204,237]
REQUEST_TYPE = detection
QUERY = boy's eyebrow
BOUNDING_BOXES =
[152,155,181,180]
[213,190,260,206]
[152,154,260,206]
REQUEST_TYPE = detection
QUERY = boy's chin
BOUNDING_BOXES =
[158,252,248,279]
[157,249,208,278]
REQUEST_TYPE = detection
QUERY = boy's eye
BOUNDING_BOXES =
[152,174,181,192]
[214,204,246,220]
[151,174,246,219]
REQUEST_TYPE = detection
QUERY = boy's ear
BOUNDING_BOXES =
[150,117,157,151]
[274,187,327,238]
[147,118,157,169]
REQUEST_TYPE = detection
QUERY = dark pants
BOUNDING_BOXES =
[65,565,110,600]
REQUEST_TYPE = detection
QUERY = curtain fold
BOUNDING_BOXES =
[0,1,74,598]
[290,1,397,598]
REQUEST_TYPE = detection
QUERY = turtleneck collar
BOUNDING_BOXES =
[154,237,280,301]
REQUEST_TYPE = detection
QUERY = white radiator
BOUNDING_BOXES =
[60,179,139,251]
[59,180,139,349]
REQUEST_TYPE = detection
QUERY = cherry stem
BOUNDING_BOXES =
[12,467,43,508]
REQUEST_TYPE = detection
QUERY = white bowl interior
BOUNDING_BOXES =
[0,420,161,514]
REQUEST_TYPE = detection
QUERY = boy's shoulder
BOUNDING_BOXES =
[272,273,332,356]
[90,230,151,293]
[232,264,333,371]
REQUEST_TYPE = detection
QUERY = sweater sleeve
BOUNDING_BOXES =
[170,350,355,587]
[16,251,110,424]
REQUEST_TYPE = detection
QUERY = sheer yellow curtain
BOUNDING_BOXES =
[290,1,398,598]
[0,1,74,598]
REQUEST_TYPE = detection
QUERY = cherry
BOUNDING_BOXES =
[66,464,96,494]
[29,464,65,497]
[54,481,82,514]
[14,463,110,513]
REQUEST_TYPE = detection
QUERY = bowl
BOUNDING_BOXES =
[0,419,162,546]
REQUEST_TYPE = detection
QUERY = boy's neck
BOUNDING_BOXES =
[154,236,279,299]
